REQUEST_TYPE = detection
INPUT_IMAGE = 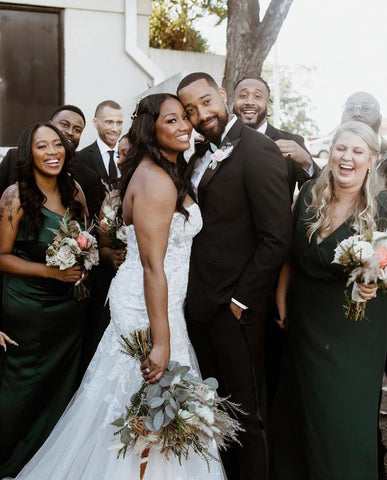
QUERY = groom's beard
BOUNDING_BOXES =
[194,106,229,146]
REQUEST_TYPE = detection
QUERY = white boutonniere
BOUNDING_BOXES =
[208,143,234,170]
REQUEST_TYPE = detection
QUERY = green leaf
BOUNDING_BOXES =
[153,410,164,431]
[159,374,173,387]
[144,418,155,431]
[169,397,178,411]
[203,377,218,390]
[175,389,189,402]
[168,360,178,371]
[148,397,165,408]
[176,365,190,377]
[165,405,177,419]
[162,414,172,427]
[146,383,162,400]
[111,417,125,427]
[162,390,171,400]
[120,427,132,444]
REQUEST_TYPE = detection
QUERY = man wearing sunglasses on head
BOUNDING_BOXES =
[341,91,387,186]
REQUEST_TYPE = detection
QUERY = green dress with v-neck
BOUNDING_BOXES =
[284,181,387,480]
[0,207,87,477]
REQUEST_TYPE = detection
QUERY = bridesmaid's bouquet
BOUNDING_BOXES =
[332,230,387,320]
[97,185,127,249]
[111,328,243,479]
[45,209,99,300]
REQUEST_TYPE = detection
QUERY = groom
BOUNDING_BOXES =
[177,72,292,480]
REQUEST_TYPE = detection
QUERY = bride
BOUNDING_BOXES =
[13,94,226,480]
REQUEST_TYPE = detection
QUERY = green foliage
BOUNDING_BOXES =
[263,65,320,137]
[150,0,213,52]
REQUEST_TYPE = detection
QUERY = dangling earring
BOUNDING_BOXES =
[367,167,371,175]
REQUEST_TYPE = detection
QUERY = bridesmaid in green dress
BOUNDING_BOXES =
[274,121,387,480]
[0,123,89,477]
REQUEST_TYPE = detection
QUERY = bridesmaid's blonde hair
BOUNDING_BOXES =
[306,121,382,242]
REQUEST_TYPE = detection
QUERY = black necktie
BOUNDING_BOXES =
[108,150,117,182]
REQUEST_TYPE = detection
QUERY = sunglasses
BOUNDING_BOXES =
[343,103,376,114]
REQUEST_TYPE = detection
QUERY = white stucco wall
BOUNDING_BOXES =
[63,7,149,148]
[148,48,225,87]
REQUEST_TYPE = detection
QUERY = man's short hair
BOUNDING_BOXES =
[50,104,86,125]
[233,75,271,97]
[177,72,219,94]
[95,100,122,117]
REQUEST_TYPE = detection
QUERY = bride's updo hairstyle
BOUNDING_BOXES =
[120,93,193,219]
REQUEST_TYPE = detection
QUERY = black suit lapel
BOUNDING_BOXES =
[197,120,242,202]
[264,123,279,141]
[90,141,109,182]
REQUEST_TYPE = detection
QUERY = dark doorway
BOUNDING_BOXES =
[0,4,63,146]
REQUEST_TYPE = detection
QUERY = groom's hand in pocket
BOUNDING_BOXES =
[229,301,243,320]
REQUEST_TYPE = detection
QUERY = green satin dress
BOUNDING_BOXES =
[0,207,87,477]
[275,182,387,480]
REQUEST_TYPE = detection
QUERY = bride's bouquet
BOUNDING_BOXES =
[111,328,243,479]
[45,209,99,300]
[332,230,387,320]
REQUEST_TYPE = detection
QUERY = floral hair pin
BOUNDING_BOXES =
[208,142,234,170]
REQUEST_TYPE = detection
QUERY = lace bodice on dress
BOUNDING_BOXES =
[108,202,202,338]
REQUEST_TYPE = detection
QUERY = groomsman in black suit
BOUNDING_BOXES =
[177,72,292,480]
[0,105,102,219]
[76,100,124,369]
[232,75,320,200]
[77,100,123,185]
[232,75,321,408]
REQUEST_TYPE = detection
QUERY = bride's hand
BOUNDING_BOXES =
[141,344,170,383]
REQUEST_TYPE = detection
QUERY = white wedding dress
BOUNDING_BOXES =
[15,203,226,480]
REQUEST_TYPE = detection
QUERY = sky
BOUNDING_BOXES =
[197,0,387,135]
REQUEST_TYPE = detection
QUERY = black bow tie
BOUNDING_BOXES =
[194,141,219,157]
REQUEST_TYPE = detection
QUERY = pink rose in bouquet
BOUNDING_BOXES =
[76,234,92,250]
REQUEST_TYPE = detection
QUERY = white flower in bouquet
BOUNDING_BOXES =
[102,204,117,222]
[352,240,374,261]
[83,248,99,271]
[56,244,78,269]
[332,236,359,264]
[116,225,128,245]
[60,237,81,253]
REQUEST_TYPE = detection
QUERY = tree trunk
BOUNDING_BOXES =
[223,0,294,107]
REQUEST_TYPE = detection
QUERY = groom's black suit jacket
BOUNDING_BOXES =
[186,118,292,322]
